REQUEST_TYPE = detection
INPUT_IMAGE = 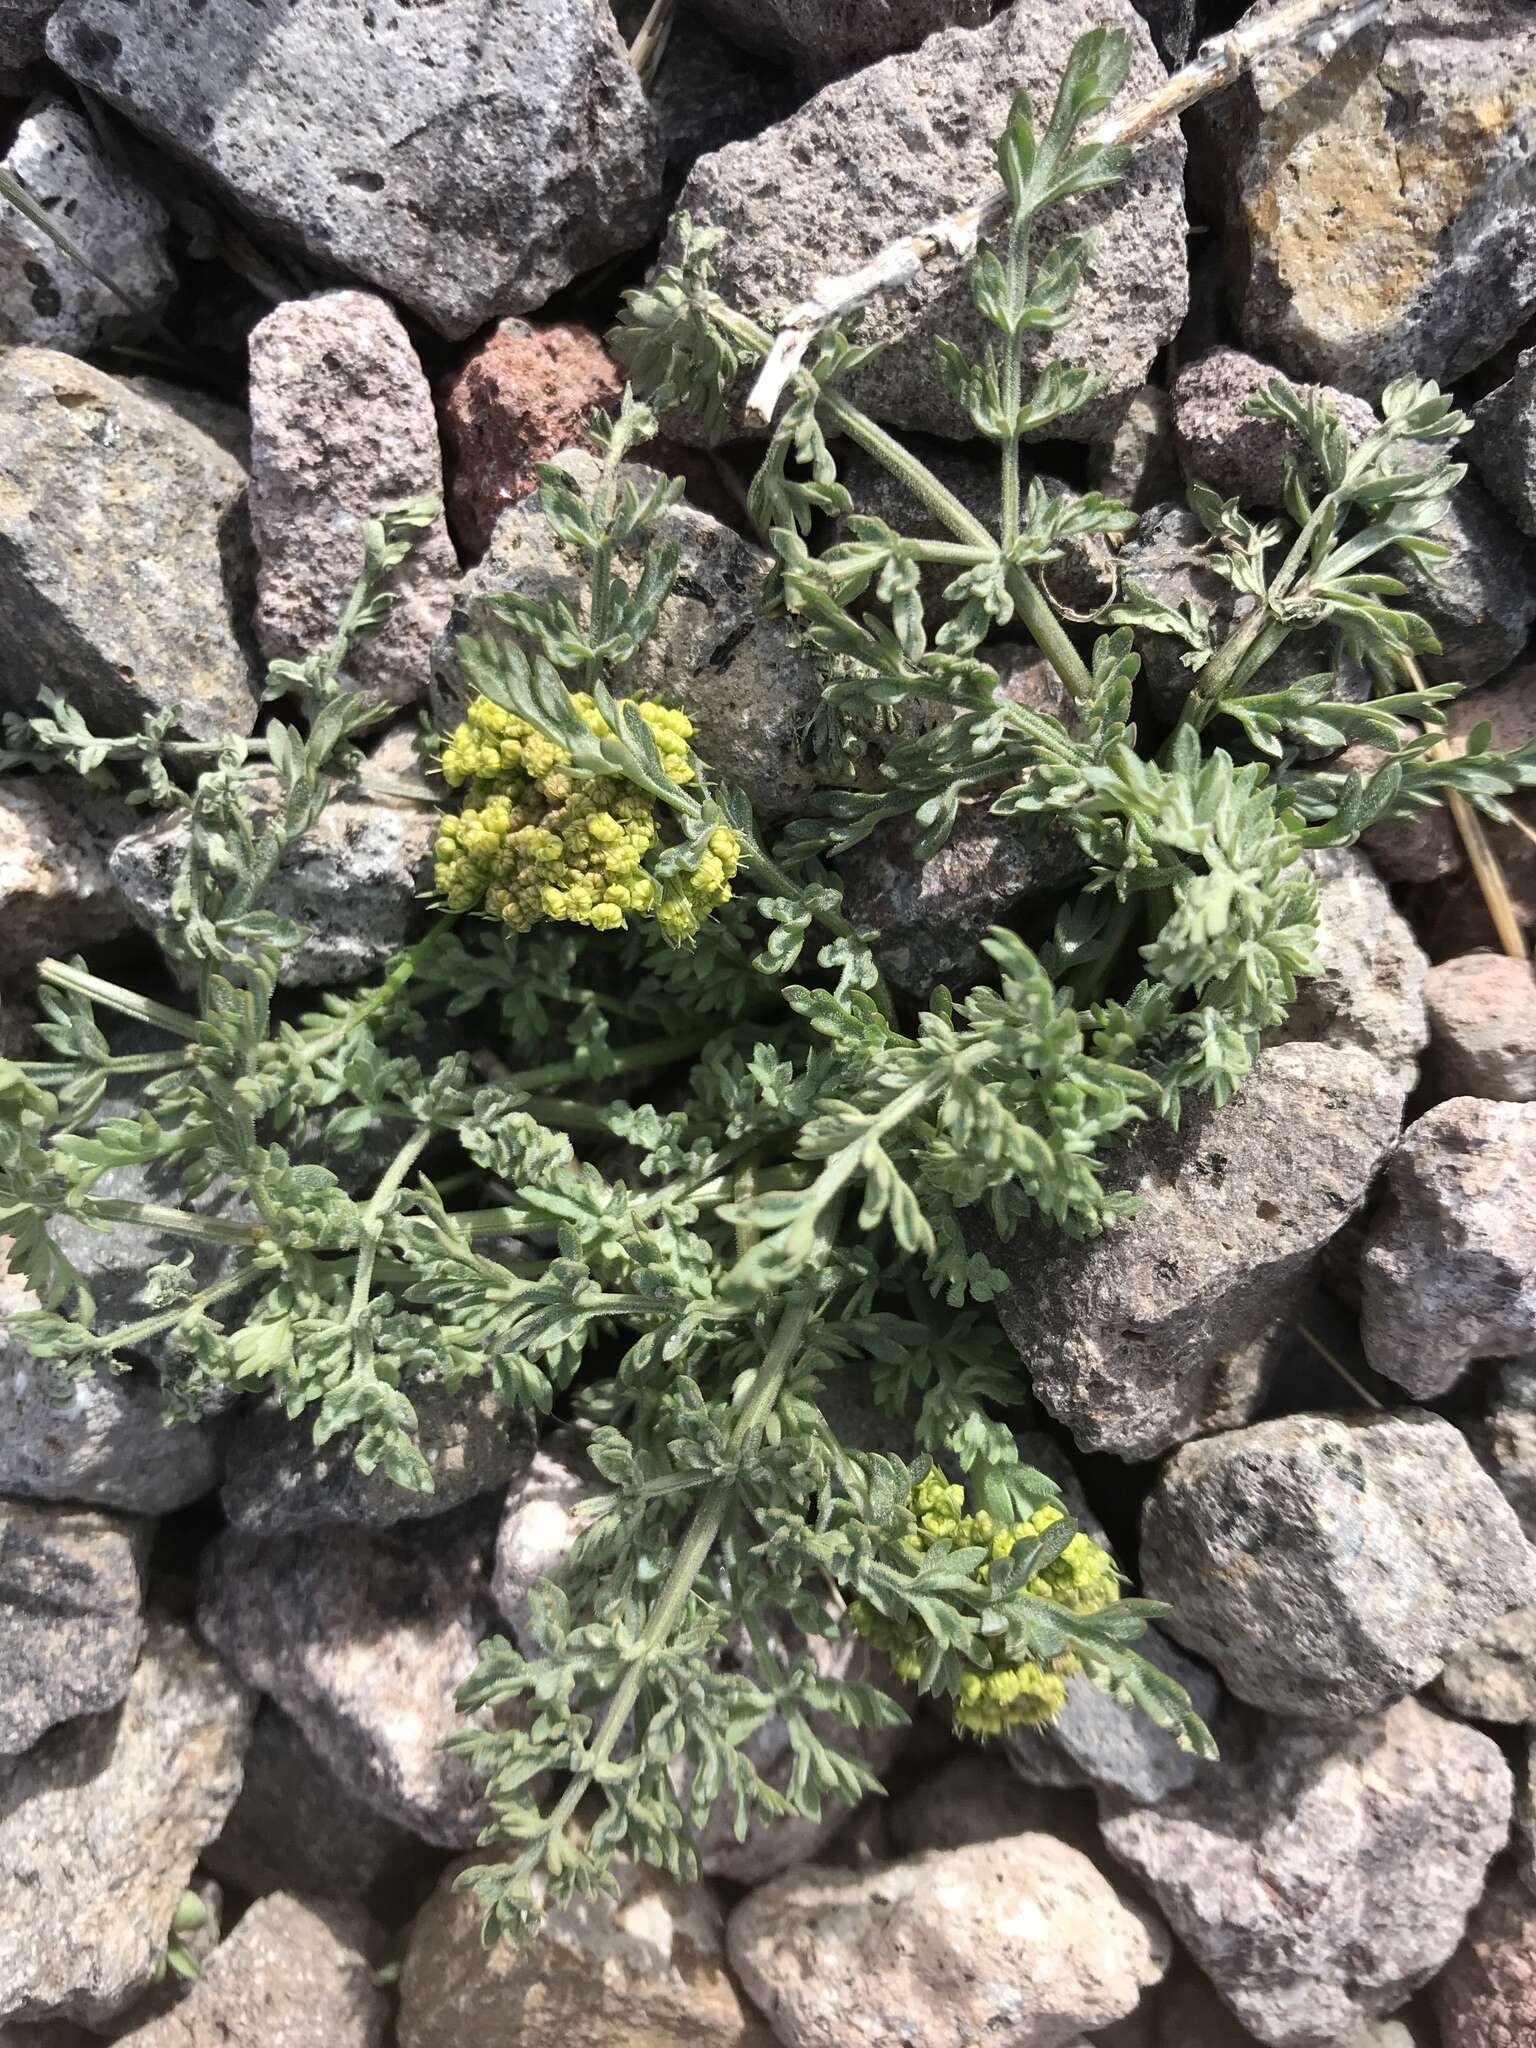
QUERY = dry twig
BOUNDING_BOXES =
[744,0,1390,423]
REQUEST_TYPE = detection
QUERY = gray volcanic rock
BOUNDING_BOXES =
[1481,1357,1536,1540]
[248,290,459,707]
[727,1833,1171,2048]
[220,1382,532,1537]
[1435,1604,1536,1726]
[1171,346,1376,509]
[1202,1,1536,397]
[0,350,256,742]
[0,98,174,353]
[1140,1411,1536,1720]
[1424,954,1536,1104]
[47,0,663,340]
[0,1499,149,1755]
[204,1706,431,1905]
[1468,343,1536,538]
[1273,847,1428,1090]
[985,1042,1404,1461]
[0,1274,217,1514]
[198,1501,500,1847]
[0,776,135,965]
[0,1620,253,2029]
[117,1893,388,2048]
[1360,1098,1536,1397]
[694,0,992,75]
[1436,1868,1536,2048]
[663,0,1186,442]
[1101,1699,1513,2048]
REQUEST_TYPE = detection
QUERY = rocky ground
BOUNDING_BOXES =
[1,1,1536,2044]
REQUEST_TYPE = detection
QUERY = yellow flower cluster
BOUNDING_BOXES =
[433,692,739,939]
[851,1468,1121,1737]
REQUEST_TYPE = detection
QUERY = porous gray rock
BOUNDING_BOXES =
[220,1382,532,1537]
[1101,1698,1512,2048]
[198,1500,500,1847]
[248,291,458,707]
[1139,1411,1536,1720]
[885,1754,1098,1861]
[1435,1868,1536,2048]
[0,777,135,965]
[985,1042,1404,1461]
[1273,846,1428,1090]
[46,0,663,340]
[1481,1358,1536,1541]
[1391,469,1535,689]
[0,0,57,72]
[0,351,257,742]
[116,1892,388,2048]
[110,778,436,987]
[664,0,1186,442]
[398,1853,773,2048]
[1005,1625,1223,1805]
[1360,1098,1536,1397]
[1468,345,1536,538]
[694,0,991,74]
[0,1498,149,1755]
[1087,384,1181,511]
[1171,346,1377,509]
[1203,1,1536,398]
[728,1833,1171,2048]
[1435,1605,1536,1725]
[0,1276,218,1513]
[491,1442,592,1645]
[1424,954,1536,1103]
[0,1619,253,2029]
[647,10,800,167]
[203,1705,431,1906]
[0,99,174,353]
[432,446,822,822]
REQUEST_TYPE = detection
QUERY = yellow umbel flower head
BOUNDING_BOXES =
[850,1467,1121,1737]
[433,692,740,941]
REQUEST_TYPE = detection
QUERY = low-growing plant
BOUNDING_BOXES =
[3,25,1533,1948]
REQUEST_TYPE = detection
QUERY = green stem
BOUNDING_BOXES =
[347,1126,433,1328]
[478,1027,727,1097]
[36,960,201,1041]
[82,1198,270,1246]
[500,1283,818,1877]
[999,203,1033,550]
[63,1266,256,1355]
[293,921,450,1068]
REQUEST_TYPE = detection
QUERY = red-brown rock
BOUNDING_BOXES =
[1437,1869,1536,2048]
[439,321,623,559]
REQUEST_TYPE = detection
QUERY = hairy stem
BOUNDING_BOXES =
[36,960,201,1041]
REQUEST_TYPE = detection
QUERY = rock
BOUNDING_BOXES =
[885,1754,1096,1859]
[1518,1731,1536,1897]
[1334,733,1462,886]
[0,1498,149,1755]
[439,321,623,560]
[1203,1,1536,398]
[1481,1358,1536,1540]
[198,1500,500,1847]
[111,778,436,987]
[0,1619,252,2029]
[0,98,174,353]
[115,1893,387,2048]
[1436,1605,1536,1725]
[1360,1099,1536,1396]
[986,1042,1404,1462]
[1140,1411,1536,1720]
[665,1,1186,443]
[398,1853,771,2048]
[47,0,663,340]
[248,291,458,708]
[1102,1698,1511,2048]
[728,1833,1171,2048]
[1087,385,1181,512]
[220,1382,532,1537]
[1005,1626,1223,1805]
[648,9,800,167]
[1171,347,1378,510]
[0,776,135,965]
[0,0,56,72]
[694,0,992,74]
[0,1277,218,1513]
[1131,0,1196,69]
[491,1444,593,1645]
[1110,500,1236,716]
[1149,1971,1429,2047]
[1392,469,1535,689]
[1272,846,1428,1090]
[0,351,256,743]
[1424,954,1536,1103]
[433,445,822,822]
[1468,344,1536,537]
[840,799,1083,999]
[1436,1868,1536,2048]
[203,1705,431,1906]
[1415,667,1536,960]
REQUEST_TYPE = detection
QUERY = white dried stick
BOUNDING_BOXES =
[743,0,1389,424]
